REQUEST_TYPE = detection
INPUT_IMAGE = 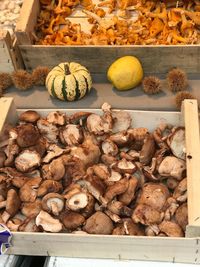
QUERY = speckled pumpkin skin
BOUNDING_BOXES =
[46,62,92,101]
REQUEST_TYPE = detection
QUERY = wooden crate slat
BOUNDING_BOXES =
[19,45,200,74]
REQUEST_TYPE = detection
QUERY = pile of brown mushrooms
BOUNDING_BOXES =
[0,103,187,237]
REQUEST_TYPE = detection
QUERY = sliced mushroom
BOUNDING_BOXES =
[70,135,101,168]
[158,156,186,180]
[137,183,170,212]
[42,157,65,181]
[43,144,69,163]
[104,178,129,202]
[60,211,85,230]
[47,111,65,126]
[15,150,41,173]
[159,220,184,237]
[36,210,63,233]
[109,131,130,147]
[1,189,21,223]
[42,193,64,215]
[21,199,42,217]
[139,134,156,165]
[37,180,63,197]
[113,158,137,174]
[19,177,42,202]
[19,110,40,123]
[102,139,118,156]
[78,175,106,203]
[37,118,59,143]
[112,111,132,133]
[168,127,185,160]
[87,113,112,136]
[132,204,163,225]
[118,176,138,205]
[60,125,83,146]
[83,211,113,234]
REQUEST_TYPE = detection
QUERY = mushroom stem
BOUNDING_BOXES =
[51,201,59,216]
[0,200,6,209]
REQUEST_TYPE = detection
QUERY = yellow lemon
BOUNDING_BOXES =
[107,56,143,90]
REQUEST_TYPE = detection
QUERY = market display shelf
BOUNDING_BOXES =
[15,0,200,76]
[0,97,200,264]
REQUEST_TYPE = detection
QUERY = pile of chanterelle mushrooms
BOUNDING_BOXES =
[0,103,187,236]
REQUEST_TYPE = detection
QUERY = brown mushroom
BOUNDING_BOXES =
[65,189,88,211]
[43,144,68,164]
[104,178,129,202]
[36,210,63,232]
[19,110,40,123]
[109,131,130,147]
[7,218,23,232]
[29,137,47,158]
[0,151,6,167]
[60,211,85,230]
[102,139,119,156]
[16,124,40,148]
[175,203,188,231]
[92,164,110,181]
[137,183,170,212]
[101,154,117,166]
[37,180,63,197]
[42,157,65,181]
[173,178,187,202]
[60,124,83,146]
[0,167,29,188]
[86,113,112,136]
[62,155,86,182]
[159,220,184,237]
[168,127,185,160]
[158,156,186,180]
[139,134,156,165]
[19,216,39,232]
[37,118,59,143]
[47,111,65,126]
[83,211,113,234]
[42,193,64,215]
[107,201,132,217]
[112,110,132,133]
[132,204,163,225]
[104,210,122,223]
[4,142,19,167]
[118,176,138,205]
[113,158,137,174]
[145,224,160,236]
[81,194,95,218]
[15,150,41,173]
[19,177,42,202]
[21,199,42,217]
[0,189,21,223]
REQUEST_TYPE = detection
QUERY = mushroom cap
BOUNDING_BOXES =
[37,180,63,197]
[84,211,113,234]
[42,193,64,215]
[15,150,41,173]
[0,151,6,168]
[16,124,40,148]
[48,158,65,181]
[37,119,59,143]
[168,127,185,160]
[102,139,118,156]
[60,124,83,146]
[19,110,40,123]
[175,203,188,231]
[104,178,129,202]
[6,189,21,217]
[21,199,42,217]
[159,220,184,237]
[132,204,162,225]
[19,177,42,202]
[60,211,85,230]
[36,210,63,233]
[137,183,170,212]
[47,111,65,126]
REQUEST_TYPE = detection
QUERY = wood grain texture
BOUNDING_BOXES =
[7,233,200,264]
[15,0,40,45]
[183,100,200,237]
[19,45,200,75]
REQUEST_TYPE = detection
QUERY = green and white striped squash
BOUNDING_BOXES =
[46,62,92,101]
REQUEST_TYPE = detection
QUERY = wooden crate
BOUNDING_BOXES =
[16,0,200,76]
[0,97,200,263]
[0,30,24,73]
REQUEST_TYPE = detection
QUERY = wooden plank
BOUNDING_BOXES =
[15,0,40,45]
[183,100,200,237]
[0,30,15,73]
[19,45,200,75]
[7,233,200,264]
